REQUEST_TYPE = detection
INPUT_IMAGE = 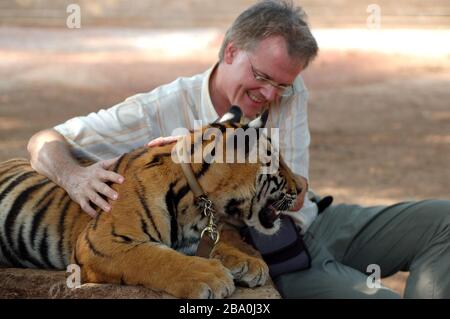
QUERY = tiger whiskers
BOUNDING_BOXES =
[272,193,296,211]
[272,199,289,211]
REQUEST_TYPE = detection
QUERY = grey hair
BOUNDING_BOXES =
[219,0,319,69]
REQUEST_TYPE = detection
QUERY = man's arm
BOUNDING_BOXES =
[27,129,124,217]
[28,129,80,188]
[276,77,311,212]
[289,175,308,211]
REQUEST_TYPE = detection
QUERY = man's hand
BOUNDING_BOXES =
[288,176,308,212]
[66,135,181,217]
[61,157,124,218]
[147,136,182,148]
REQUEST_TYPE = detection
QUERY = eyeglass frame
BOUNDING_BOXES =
[245,52,295,97]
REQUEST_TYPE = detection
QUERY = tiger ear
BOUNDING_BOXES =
[218,105,242,123]
[247,108,269,128]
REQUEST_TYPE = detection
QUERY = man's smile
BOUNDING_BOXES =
[247,91,265,104]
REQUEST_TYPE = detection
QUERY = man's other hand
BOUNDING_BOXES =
[147,136,181,148]
[289,176,308,212]
[62,156,124,218]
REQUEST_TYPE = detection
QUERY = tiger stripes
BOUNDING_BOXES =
[0,108,301,298]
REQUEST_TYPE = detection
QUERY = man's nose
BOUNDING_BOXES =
[260,85,279,102]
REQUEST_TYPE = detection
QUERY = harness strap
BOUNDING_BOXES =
[175,137,220,258]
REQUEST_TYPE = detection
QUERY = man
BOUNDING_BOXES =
[27,0,449,298]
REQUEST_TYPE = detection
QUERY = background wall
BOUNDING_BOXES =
[1,0,449,28]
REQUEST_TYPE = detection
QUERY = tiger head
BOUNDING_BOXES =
[176,106,302,235]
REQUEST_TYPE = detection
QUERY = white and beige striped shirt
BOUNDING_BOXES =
[54,64,318,229]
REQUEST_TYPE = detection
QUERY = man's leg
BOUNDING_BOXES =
[274,231,401,298]
[334,200,450,298]
[277,199,450,298]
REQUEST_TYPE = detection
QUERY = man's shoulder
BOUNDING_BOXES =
[293,75,307,95]
[127,68,208,106]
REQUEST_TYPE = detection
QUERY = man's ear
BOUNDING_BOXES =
[224,42,238,64]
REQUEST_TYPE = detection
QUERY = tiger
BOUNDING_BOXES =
[0,106,301,299]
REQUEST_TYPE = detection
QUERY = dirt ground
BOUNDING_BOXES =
[0,27,449,297]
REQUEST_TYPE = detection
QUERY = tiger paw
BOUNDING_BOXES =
[215,252,269,288]
[168,258,235,299]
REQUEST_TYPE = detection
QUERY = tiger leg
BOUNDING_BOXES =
[74,226,235,299]
[211,228,269,287]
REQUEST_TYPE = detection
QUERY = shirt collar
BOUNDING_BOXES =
[200,62,220,124]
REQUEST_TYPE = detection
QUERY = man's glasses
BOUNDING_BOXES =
[246,53,295,97]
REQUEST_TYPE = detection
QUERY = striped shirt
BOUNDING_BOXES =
[54,64,318,230]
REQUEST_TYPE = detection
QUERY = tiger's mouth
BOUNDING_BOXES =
[258,192,296,229]
[258,200,281,229]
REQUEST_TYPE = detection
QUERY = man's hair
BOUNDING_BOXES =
[219,0,318,68]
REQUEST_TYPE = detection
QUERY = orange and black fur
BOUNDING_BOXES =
[0,107,301,298]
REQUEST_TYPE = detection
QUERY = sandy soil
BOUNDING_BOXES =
[0,27,449,297]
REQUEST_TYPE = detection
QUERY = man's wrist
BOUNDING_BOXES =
[57,161,80,189]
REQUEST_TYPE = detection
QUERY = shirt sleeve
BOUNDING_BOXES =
[276,76,311,180]
[54,95,154,161]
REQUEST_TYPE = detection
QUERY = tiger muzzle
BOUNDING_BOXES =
[259,202,281,229]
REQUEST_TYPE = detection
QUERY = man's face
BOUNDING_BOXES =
[222,36,304,117]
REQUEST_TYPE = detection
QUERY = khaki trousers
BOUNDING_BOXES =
[274,199,450,298]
